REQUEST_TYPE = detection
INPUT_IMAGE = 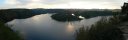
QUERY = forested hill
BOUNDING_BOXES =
[0,9,120,22]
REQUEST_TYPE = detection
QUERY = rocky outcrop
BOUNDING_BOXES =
[122,2,128,15]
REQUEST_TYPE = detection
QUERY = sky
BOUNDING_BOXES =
[0,0,127,9]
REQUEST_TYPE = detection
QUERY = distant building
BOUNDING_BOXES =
[122,2,128,14]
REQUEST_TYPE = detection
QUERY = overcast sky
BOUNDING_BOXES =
[0,0,127,9]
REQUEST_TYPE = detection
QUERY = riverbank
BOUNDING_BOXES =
[0,21,23,40]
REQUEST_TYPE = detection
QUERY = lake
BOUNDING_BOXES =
[6,13,105,40]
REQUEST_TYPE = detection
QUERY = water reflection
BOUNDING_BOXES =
[66,22,74,33]
[31,15,40,22]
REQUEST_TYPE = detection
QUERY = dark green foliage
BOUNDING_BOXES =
[0,9,119,22]
[51,13,82,22]
[0,9,41,23]
[76,16,125,40]
[51,10,119,22]
[0,21,23,40]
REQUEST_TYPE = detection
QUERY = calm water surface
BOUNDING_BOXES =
[6,14,103,40]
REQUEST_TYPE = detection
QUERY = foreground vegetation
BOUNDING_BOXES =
[0,21,23,40]
[75,14,126,40]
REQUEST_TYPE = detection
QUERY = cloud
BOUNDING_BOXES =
[5,0,20,5]
[0,0,127,9]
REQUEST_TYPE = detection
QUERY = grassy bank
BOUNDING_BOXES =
[0,21,23,40]
[75,15,125,40]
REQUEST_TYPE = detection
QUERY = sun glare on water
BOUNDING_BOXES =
[66,22,74,33]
